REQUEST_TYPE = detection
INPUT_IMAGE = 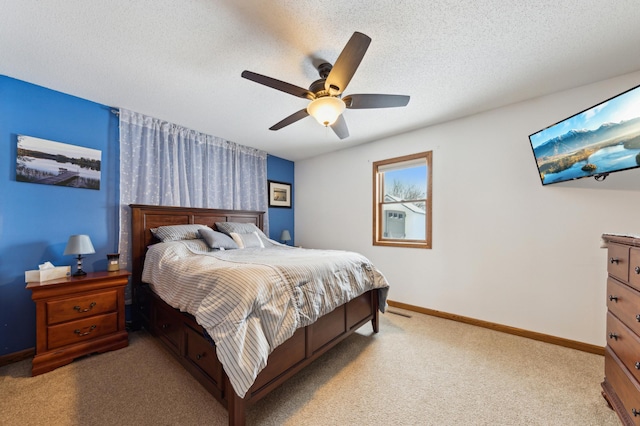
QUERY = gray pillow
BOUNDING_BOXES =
[230,232,264,249]
[215,222,275,247]
[215,221,262,235]
[198,228,238,249]
[151,224,207,242]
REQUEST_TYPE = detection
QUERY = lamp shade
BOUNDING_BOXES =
[63,234,96,255]
[307,96,346,127]
[280,229,291,242]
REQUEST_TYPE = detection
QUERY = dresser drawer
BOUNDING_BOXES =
[605,348,640,425]
[47,312,119,350]
[630,247,640,292]
[609,243,630,282]
[47,290,118,325]
[607,278,640,336]
[184,325,222,385]
[607,312,640,385]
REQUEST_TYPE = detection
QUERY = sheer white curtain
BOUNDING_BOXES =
[118,108,268,278]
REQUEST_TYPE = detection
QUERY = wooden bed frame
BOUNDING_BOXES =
[129,204,380,425]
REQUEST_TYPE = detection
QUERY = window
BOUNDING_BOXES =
[373,151,432,248]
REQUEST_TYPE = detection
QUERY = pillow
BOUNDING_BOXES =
[215,221,275,247]
[230,232,265,249]
[150,224,207,242]
[198,228,239,250]
[215,221,262,236]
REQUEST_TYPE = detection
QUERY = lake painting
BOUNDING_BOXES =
[16,135,101,190]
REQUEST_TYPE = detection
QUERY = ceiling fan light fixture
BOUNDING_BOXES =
[307,97,346,127]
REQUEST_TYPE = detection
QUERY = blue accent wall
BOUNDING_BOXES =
[0,76,295,357]
[267,155,295,245]
[0,76,119,356]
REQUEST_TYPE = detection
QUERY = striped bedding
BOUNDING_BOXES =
[141,239,389,397]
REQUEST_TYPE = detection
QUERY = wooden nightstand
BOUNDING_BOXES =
[26,270,130,376]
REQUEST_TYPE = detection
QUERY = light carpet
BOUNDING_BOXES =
[0,308,620,425]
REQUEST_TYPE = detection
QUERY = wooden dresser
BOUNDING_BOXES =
[26,270,130,375]
[601,234,640,425]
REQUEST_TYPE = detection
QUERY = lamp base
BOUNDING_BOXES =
[73,255,86,277]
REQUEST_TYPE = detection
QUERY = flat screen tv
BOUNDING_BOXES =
[528,83,640,185]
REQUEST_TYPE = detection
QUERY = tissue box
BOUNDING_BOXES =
[25,266,71,283]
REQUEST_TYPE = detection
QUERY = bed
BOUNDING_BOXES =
[129,204,389,425]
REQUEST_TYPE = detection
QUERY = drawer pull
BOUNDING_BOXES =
[196,353,205,360]
[635,362,640,370]
[635,266,640,274]
[633,408,639,417]
[610,257,620,264]
[608,295,618,302]
[161,323,170,330]
[73,302,96,313]
[636,314,640,322]
[608,332,619,340]
[74,325,97,337]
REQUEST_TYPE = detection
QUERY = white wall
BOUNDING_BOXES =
[295,70,640,346]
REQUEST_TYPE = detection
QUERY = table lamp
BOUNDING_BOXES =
[64,234,95,276]
[280,229,291,245]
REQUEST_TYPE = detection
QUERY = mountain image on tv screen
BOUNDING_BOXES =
[529,84,640,185]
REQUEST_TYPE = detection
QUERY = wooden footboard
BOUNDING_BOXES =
[141,285,378,425]
[129,204,380,425]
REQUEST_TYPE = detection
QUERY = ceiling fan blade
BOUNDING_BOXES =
[343,94,410,109]
[330,114,349,139]
[269,109,309,131]
[325,32,371,95]
[242,70,315,100]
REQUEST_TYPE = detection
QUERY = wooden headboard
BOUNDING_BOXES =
[129,203,264,300]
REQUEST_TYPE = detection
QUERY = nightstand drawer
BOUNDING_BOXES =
[48,312,118,349]
[47,290,118,325]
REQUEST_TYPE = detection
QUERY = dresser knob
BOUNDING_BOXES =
[610,257,620,264]
[608,295,618,302]
[608,332,619,340]
[635,362,640,370]
[74,325,97,337]
[635,266,640,274]
[636,314,640,322]
[73,302,96,313]
[633,408,639,417]
[196,353,205,360]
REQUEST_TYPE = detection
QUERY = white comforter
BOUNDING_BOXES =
[142,239,389,397]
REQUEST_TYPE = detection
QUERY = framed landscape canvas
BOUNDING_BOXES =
[16,135,102,190]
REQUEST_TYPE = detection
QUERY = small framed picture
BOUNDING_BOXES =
[268,180,291,208]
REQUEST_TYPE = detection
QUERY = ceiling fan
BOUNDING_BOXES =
[241,32,410,139]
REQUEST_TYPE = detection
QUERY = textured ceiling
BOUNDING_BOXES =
[2,1,640,161]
